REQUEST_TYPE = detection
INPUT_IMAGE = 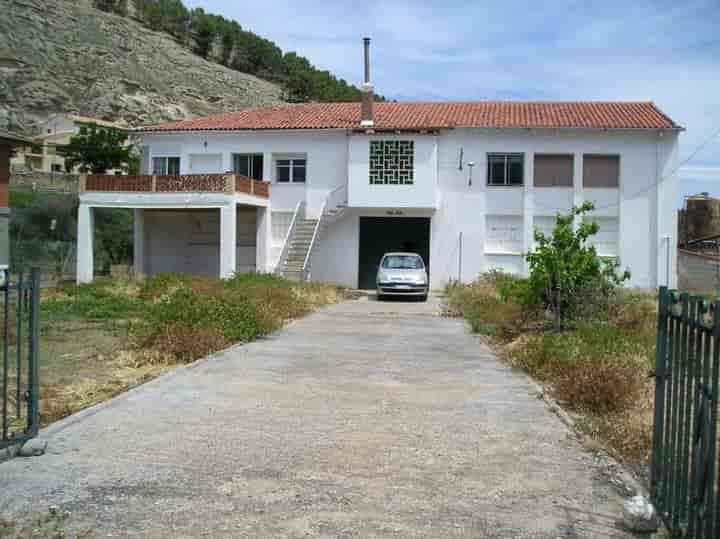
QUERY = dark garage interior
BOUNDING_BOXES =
[358,217,430,290]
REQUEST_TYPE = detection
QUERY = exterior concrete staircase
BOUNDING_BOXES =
[277,185,348,281]
[280,218,318,281]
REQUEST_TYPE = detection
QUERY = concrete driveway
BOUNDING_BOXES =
[0,295,634,538]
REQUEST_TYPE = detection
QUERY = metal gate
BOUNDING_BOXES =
[1,269,40,450]
[651,287,720,537]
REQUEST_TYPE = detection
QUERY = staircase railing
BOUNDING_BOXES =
[301,184,348,281]
[275,200,304,275]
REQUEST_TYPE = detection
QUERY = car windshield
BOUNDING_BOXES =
[381,255,424,270]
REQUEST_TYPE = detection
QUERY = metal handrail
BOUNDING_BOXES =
[302,199,326,280]
[301,184,347,280]
[275,200,304,275]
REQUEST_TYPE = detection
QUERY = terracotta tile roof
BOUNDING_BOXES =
[139,101,680,133]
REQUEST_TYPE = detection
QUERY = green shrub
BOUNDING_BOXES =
[526,202,630,330]
[43,280,144,321]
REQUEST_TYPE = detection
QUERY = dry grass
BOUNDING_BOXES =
[21,274,344,428]
[446,275,658,465]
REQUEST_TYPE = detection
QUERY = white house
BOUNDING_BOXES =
[77,43,681,290]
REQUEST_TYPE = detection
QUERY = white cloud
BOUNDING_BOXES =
[186,0,720,169]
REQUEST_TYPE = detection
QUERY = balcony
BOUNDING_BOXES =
[80,174,270,198]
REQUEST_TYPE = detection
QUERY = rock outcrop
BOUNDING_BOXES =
[0,0,285,133]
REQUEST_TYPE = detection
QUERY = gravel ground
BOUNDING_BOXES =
[0,295,637,538]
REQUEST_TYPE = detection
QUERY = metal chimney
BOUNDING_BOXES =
[360,37,375,127]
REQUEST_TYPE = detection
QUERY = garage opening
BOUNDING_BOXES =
[358,217,430,289]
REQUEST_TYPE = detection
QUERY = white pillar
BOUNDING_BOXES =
[522,152,534,277]
[133,208,145,277]
[77,204,94,284]
[219,203,237,279]
[573,152,584,230]
[255,206,271,273]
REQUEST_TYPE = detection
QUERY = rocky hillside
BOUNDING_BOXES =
[0,0,285,133]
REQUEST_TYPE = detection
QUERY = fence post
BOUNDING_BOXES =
[651,286,669,500]
[26,268,40,437]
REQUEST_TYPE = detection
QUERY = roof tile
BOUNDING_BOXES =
[140,101,680,132]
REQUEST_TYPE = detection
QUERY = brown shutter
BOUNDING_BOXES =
[583,155,619,188]
[534,154,573,187]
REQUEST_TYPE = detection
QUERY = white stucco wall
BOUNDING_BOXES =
[138,127,679,290]
[347,134,438,209]
[139,207,257,277]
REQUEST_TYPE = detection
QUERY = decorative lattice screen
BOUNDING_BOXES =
[369,140,414,185]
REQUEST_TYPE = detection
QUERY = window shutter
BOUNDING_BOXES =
[583,155,619,188]
[534,155,573,187]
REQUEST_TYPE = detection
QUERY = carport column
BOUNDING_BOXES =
[77,203,94,284]
[256,206,271,273]
[219,203,237,279]
[573,152,584,231]
[522,152,534,277]
[133,208,145,277]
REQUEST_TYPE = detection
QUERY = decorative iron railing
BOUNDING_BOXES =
[651,287,720,538]
[82,174,269,198]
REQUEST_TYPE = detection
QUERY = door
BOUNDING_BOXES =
[358,217,430,289]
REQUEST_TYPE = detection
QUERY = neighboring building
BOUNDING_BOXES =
[11,114,127,173]
[76,42,681,290]
[0,129,33,268]
[678,192,719,291]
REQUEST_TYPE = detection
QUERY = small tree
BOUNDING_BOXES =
[526,202,629,331]
[59,124,133,174]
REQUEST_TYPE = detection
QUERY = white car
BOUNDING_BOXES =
[376,252,429,301]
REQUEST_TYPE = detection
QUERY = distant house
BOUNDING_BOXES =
[76,40,681,290]
[11,114,127,174]
[0,129,32,268]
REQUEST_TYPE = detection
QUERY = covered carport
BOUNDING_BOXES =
[358,217,430,289]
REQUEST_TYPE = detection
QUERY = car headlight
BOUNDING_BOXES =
[377,271,388,282]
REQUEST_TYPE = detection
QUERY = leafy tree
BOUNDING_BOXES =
[525,202,629,331]
[59,124,133,174]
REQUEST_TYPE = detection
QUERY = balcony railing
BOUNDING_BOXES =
[81,174,270,198]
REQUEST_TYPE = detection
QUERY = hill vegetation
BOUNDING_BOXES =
[92,0,374,103]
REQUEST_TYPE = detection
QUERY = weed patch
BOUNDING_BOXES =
[446,273,657,465]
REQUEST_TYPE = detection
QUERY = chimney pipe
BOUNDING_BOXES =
[360,37,374,128]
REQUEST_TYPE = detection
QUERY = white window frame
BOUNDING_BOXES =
[274,154,307,184]
[152,156,181,176]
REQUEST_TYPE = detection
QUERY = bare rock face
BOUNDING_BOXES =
[0,0,285,133]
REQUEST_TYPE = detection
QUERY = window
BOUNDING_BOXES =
[369,140,414,185]
[275,157,306,183]
[583,216,619,256]
[487,153,524,186]
[583,155,619,188]
[381,254,424,269]
[534,154,573,187]
[152,156,180,175]
[233,153,264,180]
[485,215,523,253]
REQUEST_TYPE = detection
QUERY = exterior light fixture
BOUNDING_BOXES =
[467,161,475,187]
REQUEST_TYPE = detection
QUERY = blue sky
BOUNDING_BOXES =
[187,0,720,205]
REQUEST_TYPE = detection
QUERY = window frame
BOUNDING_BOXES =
[232,153,264,181]
[152,156,181,176]
[533,153,574,188]
[582,154,620,189]
[274,155,307,184]
[487,153,524,187]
